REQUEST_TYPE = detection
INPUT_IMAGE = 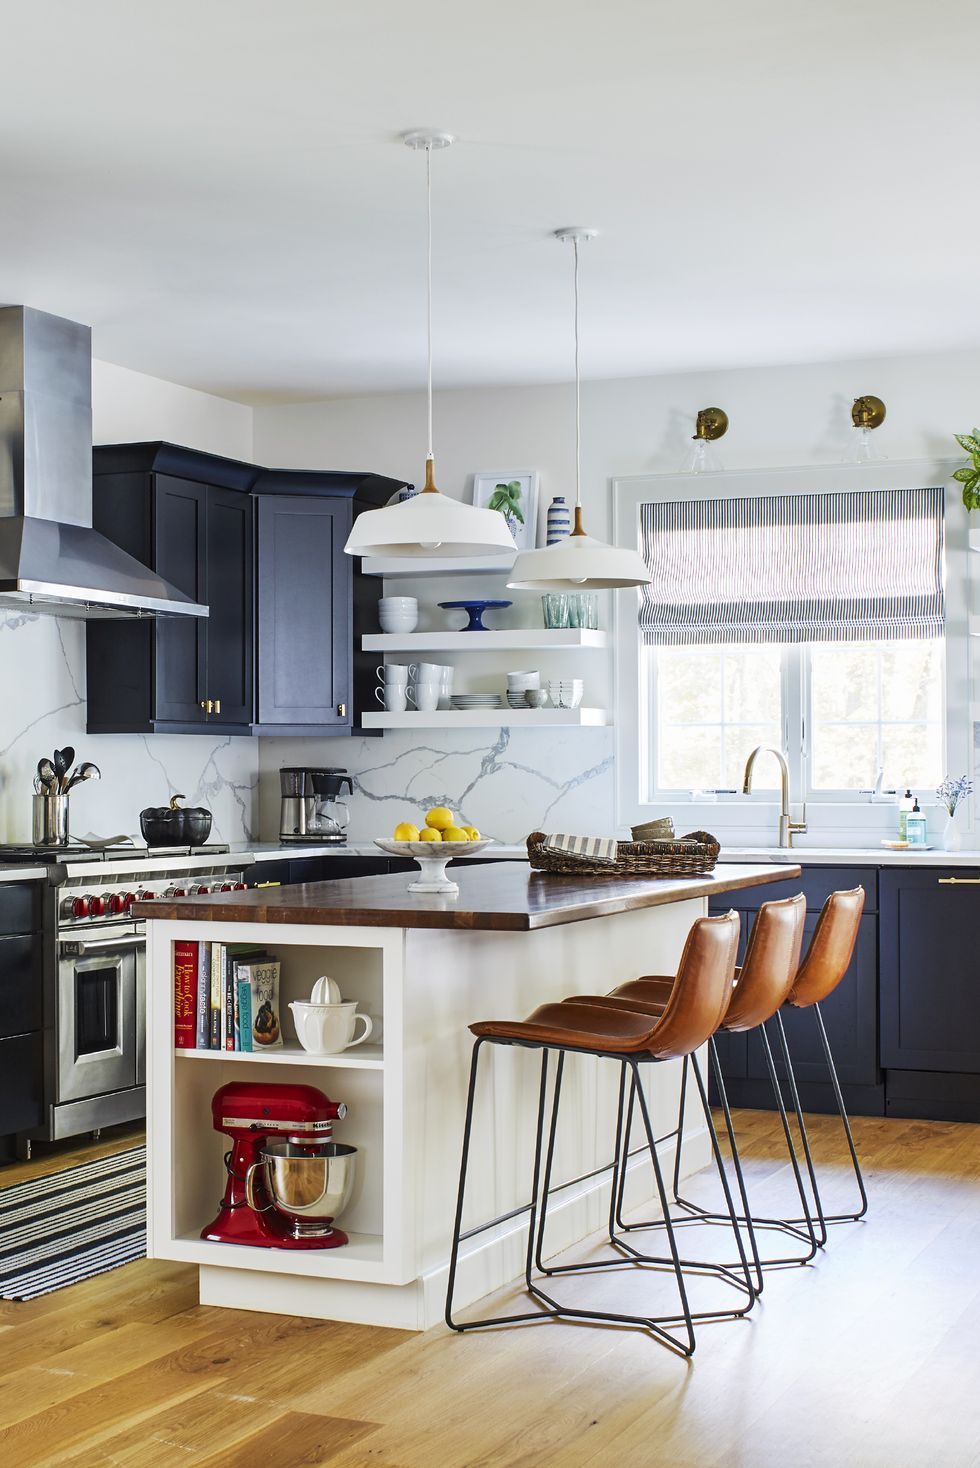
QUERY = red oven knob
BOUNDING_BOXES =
[169,887,187,898]
[138,890,156,901]
[61,895,90,919]
[107,893,125,915]
[121,892,137,911]
[196,885,210,895]
[220,883,233,892]
[233,882,247,891]
[88,895,106,916]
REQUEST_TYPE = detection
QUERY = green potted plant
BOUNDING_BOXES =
[487,480,525,536]
[953,430,980,509]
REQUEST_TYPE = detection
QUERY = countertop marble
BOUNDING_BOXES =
[139,860,796,931]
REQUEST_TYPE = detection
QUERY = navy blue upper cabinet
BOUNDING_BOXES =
[86,443,406,737]
[880,868,980,1073]
[254,495,351,731]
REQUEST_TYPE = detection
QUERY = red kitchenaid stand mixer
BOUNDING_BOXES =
[202,1080,354,1250]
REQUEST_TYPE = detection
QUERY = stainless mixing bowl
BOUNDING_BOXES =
[249,1140,357,1237]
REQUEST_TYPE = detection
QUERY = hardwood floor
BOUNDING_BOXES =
[1,1110,979,1467]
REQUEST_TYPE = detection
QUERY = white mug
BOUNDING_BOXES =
[408,681,441,712]
[376,684,408,711]
[290,1001,374,1056]
[377,663,410,683]
[410,661,447,682]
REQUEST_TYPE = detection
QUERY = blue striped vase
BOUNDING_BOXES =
[546,495,571,545]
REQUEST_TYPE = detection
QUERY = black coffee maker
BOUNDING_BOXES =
[279,767,353,844]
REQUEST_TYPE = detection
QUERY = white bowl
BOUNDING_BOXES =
[379,596,418,607]
[380,614,419,633]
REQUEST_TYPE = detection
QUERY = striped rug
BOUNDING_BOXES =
[0,1145,146,1301]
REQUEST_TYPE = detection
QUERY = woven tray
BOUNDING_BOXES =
[526,830,720,878]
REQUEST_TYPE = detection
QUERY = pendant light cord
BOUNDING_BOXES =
[426,141,434,465]
[573,236,581,512]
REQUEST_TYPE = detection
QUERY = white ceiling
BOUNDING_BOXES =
[1,0,977,403]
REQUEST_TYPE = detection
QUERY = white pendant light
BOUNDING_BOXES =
[344,131,517,560]
[507,229,651,591]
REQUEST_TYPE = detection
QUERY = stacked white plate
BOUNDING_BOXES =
[506,691,533,708]
[452,694,503,710]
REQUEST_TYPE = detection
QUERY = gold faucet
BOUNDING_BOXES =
[742,746,807,849]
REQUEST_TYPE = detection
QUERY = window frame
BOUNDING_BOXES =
[613,458,971,844]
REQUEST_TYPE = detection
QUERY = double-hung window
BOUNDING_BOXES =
[616,466,952,823]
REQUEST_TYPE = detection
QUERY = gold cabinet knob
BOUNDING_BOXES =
[337,702,347,718]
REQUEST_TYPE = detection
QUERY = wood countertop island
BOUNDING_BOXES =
[144,857,800,1332]
[140,859,798,930]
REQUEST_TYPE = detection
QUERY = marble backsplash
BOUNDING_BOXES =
[257,727,616,843]
[0,611,259,845]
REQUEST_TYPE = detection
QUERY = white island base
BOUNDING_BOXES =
[145,864,790,1331]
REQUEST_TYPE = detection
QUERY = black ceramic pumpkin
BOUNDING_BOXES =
[140,794,212,847]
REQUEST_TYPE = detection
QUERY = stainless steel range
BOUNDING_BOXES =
[0,844,251,1151]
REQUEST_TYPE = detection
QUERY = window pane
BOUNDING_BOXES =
[655,644,782,791]
[809,639,943,791]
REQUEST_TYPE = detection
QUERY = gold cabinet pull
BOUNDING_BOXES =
[199,699,213,714]
[937,877,980,884]
[337,702,347,717]
[212,698,221,715]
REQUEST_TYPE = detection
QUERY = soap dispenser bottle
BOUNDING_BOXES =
[906,798,928,848]
[898,788,914,841]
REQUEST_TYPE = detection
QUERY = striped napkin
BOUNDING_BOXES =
[542,832,619,865]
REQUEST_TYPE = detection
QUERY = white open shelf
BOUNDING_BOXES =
[176,1043,384,1070]
[361,553,516,579]
[362,707,610,729]
[170,1230,387,1281]
[363,629,607,652]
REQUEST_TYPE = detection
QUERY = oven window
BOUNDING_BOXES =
[76,968,119,1055]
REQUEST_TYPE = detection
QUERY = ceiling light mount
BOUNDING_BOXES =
[401,129,455,151]
[554,226,599,246]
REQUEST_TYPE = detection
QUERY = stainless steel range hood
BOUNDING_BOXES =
[0,307,208,619]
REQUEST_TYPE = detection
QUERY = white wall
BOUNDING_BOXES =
[0,361,258,844]
[254,346,980,843]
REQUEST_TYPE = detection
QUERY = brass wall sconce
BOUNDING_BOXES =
[694,406,729,441]
[851,395,886,461]
[683,406,728,473]
[851,395,886,430]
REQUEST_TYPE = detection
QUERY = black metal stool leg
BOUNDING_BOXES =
[814,1002,868,1220]
[446,1041,558,1332]
[772,1011,828,1247]
[533,1050,567,1272]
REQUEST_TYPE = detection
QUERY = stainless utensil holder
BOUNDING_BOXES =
[32,793,69,847]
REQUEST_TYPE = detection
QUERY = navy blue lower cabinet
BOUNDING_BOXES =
[710,867,883,1115]
[880,869,980,1119]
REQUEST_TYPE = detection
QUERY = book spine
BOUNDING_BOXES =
[224,948,235,1050]
[173,940,197,1049]
[232,963,241,1051]
[210,943,223,1050]
[237,978,253,1052]
[195,942,210,1049]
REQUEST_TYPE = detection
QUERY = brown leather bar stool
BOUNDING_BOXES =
[559,893,817,1288]
[780,886,868,1228]
[445,910,749,1358]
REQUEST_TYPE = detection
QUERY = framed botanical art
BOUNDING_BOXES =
[472,470,540,551]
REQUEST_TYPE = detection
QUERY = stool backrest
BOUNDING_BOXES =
[786,886,865,1008]
[722,892,806,1032]
[648,910,740,1060]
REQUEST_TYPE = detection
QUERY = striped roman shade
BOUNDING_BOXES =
[639,487,945,646]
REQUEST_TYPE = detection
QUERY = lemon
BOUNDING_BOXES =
[425,807,455,831]
[419,826,443,842]
[393,822,420,842]
[464,825,480,840]
[442,826,469,842]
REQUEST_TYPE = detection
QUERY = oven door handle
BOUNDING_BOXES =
[60,935,144,955]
